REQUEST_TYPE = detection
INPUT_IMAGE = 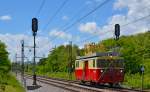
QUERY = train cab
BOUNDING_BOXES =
[75,52,124,85]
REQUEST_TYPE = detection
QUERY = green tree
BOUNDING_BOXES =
[0,41,11,73]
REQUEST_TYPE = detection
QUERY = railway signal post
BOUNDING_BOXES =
[114,24,120,53]
[32,18,38,85]
[68,41,72,80]
[21,40,26,87]
[15,53,18,76]
[115,24,120,41]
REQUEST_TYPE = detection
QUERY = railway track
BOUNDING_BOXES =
[25,74,143,92]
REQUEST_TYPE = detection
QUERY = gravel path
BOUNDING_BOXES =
[16,74,70,92]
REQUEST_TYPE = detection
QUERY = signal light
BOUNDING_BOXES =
[115,24,120,40]
[32,18,38,32]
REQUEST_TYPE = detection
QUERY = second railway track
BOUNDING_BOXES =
[25,74,142,92]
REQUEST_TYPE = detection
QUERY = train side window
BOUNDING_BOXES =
[93,59,95,67]
[76,61,79,68]
[115,59,124,68]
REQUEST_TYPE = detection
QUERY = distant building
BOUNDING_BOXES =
[84,42,106,55]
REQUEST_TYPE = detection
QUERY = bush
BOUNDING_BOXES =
[0,73,25,92]
[123,73,150,89]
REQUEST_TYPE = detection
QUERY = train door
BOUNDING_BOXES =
[85,61,88,79]
[82,61,88,80]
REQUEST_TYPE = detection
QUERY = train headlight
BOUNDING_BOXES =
[120,70,123,73]
[101,70,103,72]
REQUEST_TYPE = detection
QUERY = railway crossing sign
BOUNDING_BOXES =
[140,65,144,91]
[141,65,145,72]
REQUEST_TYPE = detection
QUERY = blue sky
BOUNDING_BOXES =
[0,0,115,35]
[0,0,150,61]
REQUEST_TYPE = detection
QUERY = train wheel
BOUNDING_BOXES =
[90,81,96,85]
[109,83,114,87]
[114,83,121,88]
[81,80,85,84]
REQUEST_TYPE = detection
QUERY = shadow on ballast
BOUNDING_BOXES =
[27,85,42,90]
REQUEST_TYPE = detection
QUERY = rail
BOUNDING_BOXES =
[25,74,145,92]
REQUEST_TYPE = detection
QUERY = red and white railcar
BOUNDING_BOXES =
[75,52,124,86]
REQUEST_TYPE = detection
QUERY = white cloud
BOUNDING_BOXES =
[79,0,150,41]
[0,15,12,21]
[63,42,69,46]
[0,33,52,62]
[114,0,150,19]
[49,29,72,40]
[111,0,150,34]
[62,16,69,21]
[79,22,98,34]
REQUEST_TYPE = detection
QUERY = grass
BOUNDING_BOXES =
[36,71,150,89]
[0,73,25,92]
[26,68,150,90]
[123,59,150,89]
[123,73,150,89]
[37,71,76,80]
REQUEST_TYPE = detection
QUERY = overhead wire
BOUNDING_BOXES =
[69,2,150,43]
[75,4,150,45]
[57,4,87,32]
[39,0,150,51]
[58,0,105,30]
[23,0,46,61]
[42,0,69,31]
[76,13,150,45]
[38,1,150,57]
[35,0,46,17]
[24,0,46,35]
[37,0,69,54]
[49,0,111,42]
[37,0,111,52]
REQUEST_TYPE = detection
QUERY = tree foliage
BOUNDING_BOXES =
[37,44,82,73]
[36,32,150,75]
[0,41,11,73]
[101,32,150,74]
[0,41,24,92]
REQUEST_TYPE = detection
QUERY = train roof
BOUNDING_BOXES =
[76,52,121,60]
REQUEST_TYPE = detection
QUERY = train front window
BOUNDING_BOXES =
[114,59,124,68]
[97,59,109,68]
[97,59,124,68]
